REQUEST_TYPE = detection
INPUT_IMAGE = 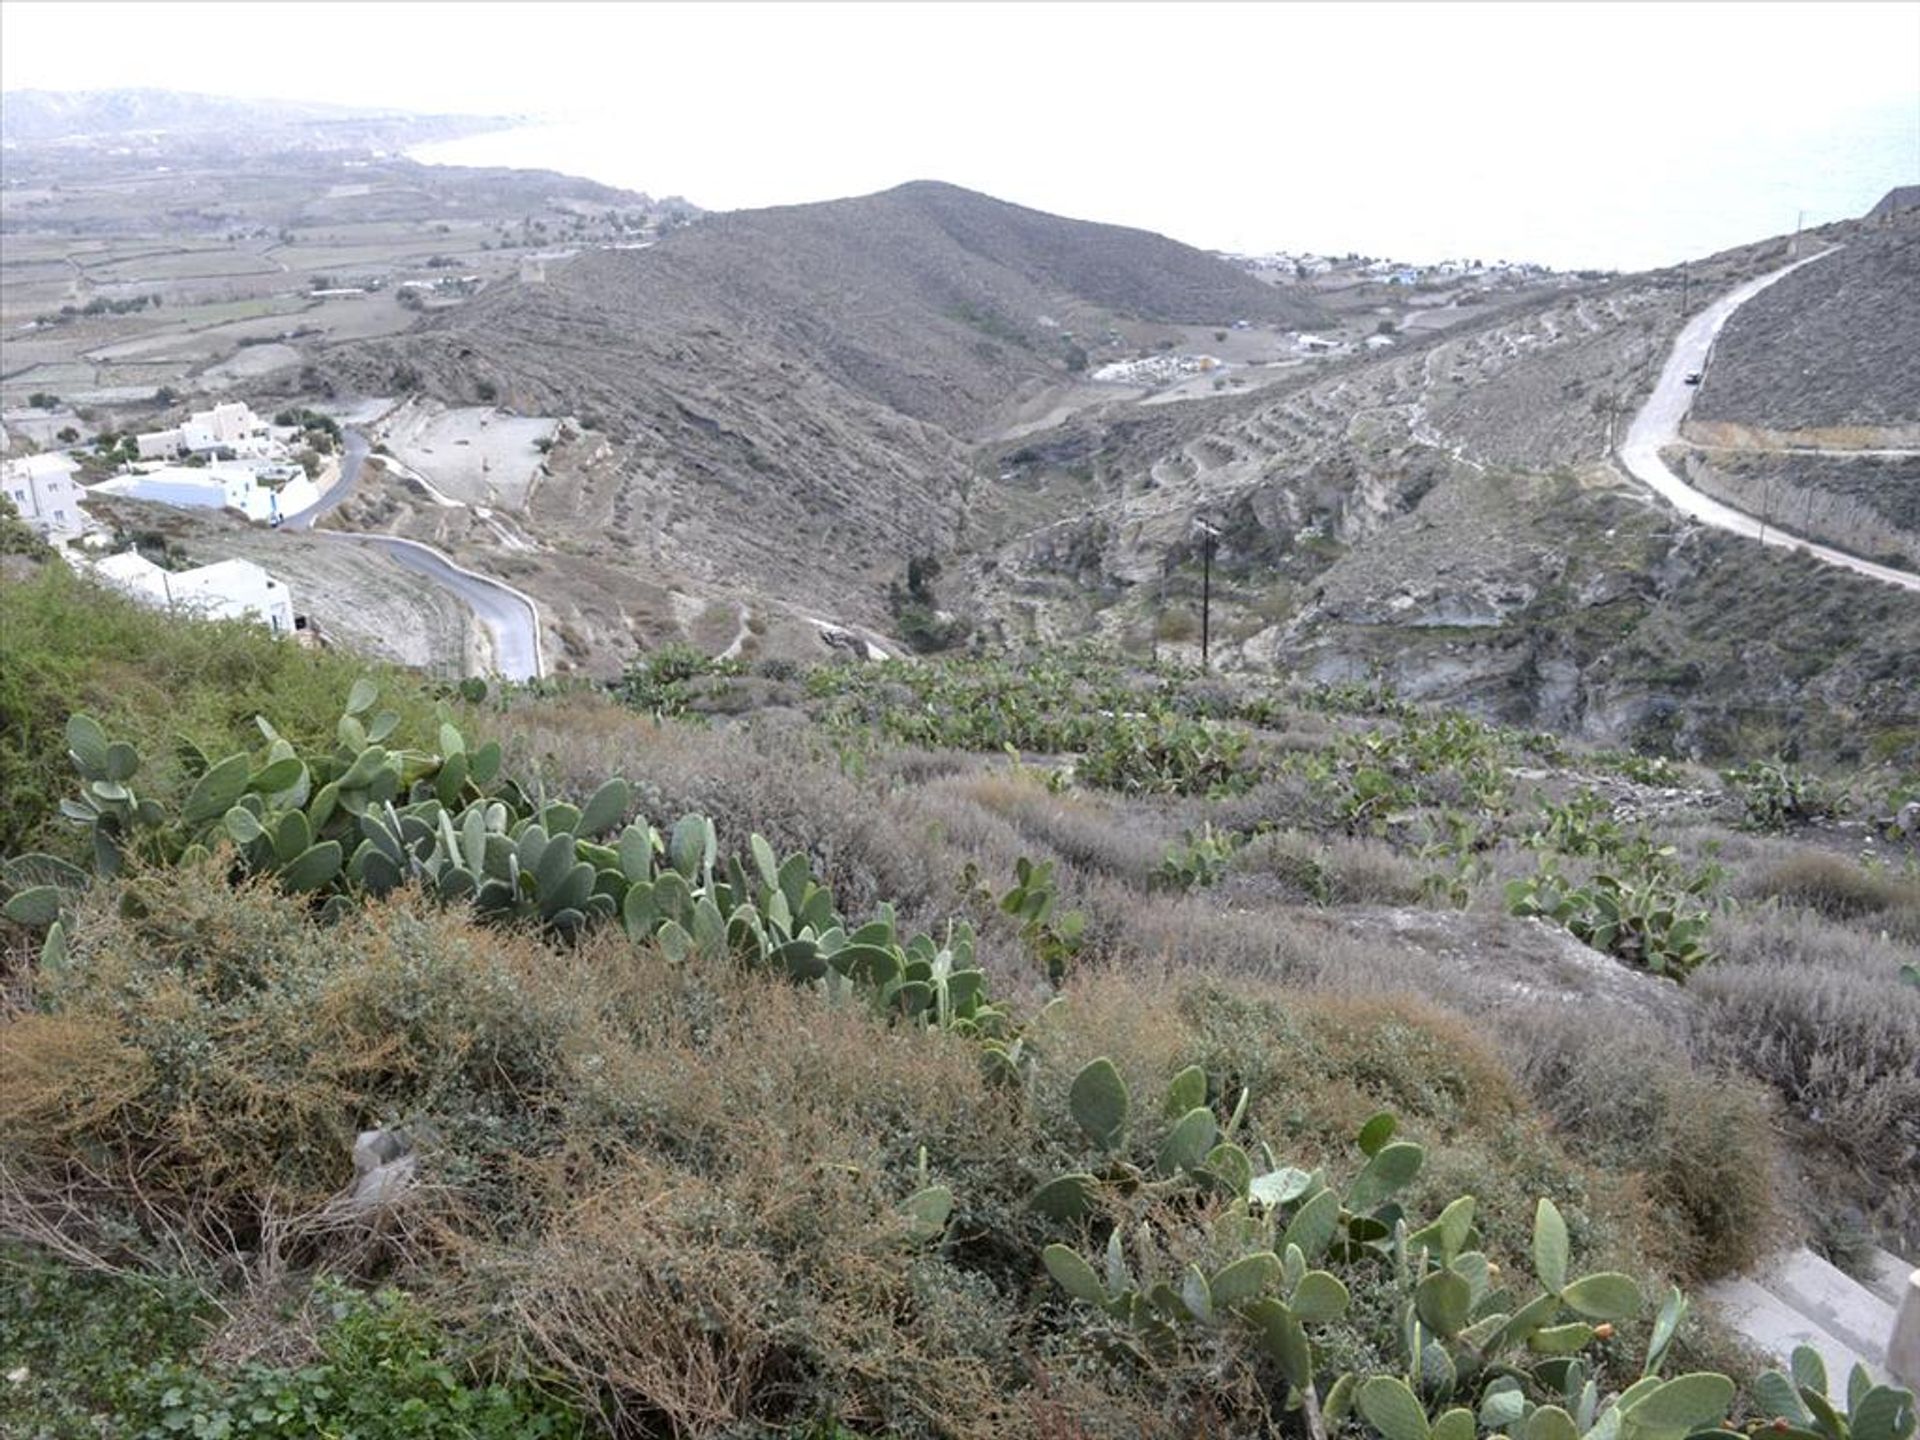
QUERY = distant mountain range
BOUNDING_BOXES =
[0,88,511,151]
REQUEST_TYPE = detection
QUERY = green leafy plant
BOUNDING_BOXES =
[1155,822,1241,892]
[614,643,740,718]
[1506,854,1721,981]
[998,855,1086,985]
[7,686,1015,1046]
[1723,760,1844,832]
[1750,1344,1917,1440]
[1527,789,1625,858]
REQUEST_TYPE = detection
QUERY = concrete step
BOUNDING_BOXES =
[1703,1273,1886,1386]
[1756,1249,1899,1365]
[1864,1247,1915,1308]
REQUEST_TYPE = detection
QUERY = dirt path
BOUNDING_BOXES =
[1618,249,1920,595]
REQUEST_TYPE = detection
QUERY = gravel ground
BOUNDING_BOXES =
[377,399,556,508]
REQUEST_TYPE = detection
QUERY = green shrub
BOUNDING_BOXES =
[1722,759,1844,831]
[1077,711,1254,795]
[1506,859,1719,981]
[0,565,436,859]
[0,1254,581,1439]
[612,642,738,716]
[0,494,53,559]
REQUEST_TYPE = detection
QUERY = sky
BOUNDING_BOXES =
[3,1,1917,270]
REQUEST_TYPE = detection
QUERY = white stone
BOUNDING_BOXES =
[1891,1267,1920,1390]
[1757,1249,1897,1365]
[1704,1273,1884,1385]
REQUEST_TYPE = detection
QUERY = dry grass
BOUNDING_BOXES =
[951,771,1167,885]
[1689,906,1920,1249]
[1233,828,1424,905]
[2,853,1714,1436]
[1505,1007,1783,1278]
[1745,850,1920,927]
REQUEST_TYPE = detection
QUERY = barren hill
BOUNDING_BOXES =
[320,181,1327,626]
[959,220,1920,761]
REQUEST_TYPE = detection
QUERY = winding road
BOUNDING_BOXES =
[1618,249,1920,595]
[295,428,546,680]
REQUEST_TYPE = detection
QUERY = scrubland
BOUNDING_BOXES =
[2,560,1916,1438]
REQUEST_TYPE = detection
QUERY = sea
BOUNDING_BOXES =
[409,108,1920,275]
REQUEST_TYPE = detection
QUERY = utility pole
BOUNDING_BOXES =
[1195,518,1220,670]
[1680,260,1690,316]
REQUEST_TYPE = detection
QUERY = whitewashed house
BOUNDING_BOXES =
[2,452,84,534]
[136,427,185,460]
[94,461,320,525]
[93,551,297,634]
[135,402,275,460]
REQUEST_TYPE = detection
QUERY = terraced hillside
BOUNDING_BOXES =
[964,224,1920,761]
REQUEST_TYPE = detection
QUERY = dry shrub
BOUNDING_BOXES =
[457,936,1052,1438]
[507,700,965,924]
[1690,906,1920,1247]
[955,771,1166,884]
[1505,1007,1781,1279]
[0,1013,151,1142]
[1,863,577,1256]
[1746,850,1920,925]
[1235,829,1423,905]
[5,847,1737,1435]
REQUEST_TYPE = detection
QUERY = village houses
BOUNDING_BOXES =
[2,451,85,534]
[91,551,298,635]
[93,460,322,526]
[135,401,278,461]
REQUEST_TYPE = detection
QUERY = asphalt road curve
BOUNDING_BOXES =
[343,532,545,682]
[286,427,367,532]
[1619,249,1920,595]
[299,426,544,679]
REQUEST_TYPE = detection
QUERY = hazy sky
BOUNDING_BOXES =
[4,1,1917,269]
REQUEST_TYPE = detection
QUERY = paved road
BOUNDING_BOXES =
[301,426,545,679]
[285,427,367,531]
[1619,250,1920,595]
[335,532,545,682]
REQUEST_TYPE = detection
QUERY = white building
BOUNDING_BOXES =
[93,461,321,526]
[135,402,274,460]
[93,551,297,634]
[136,428,185,460]
[2,452,84,534]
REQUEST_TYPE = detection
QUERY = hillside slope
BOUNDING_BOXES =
[961,221,1920,761]
[1691,220,1920,434]
[320,181,1326,626]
